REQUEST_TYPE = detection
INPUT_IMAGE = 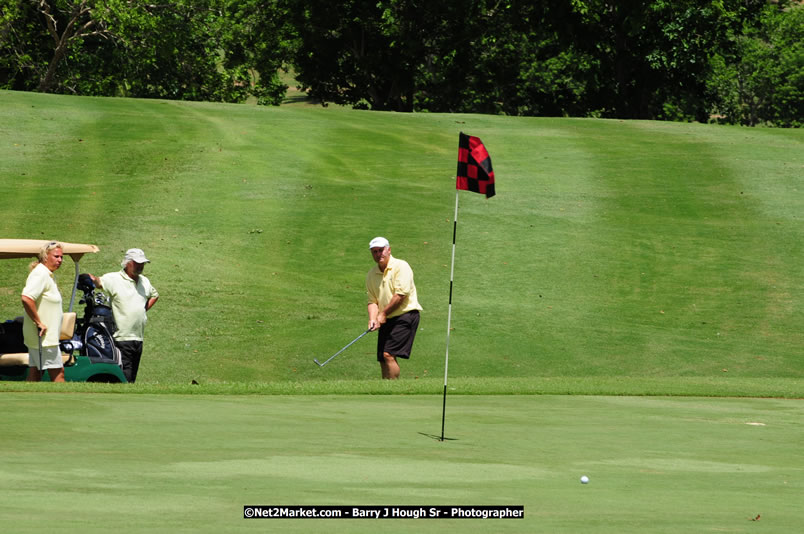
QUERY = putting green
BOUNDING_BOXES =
[1,393,801,533]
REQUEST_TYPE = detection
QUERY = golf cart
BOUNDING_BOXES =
[0,239,127,383]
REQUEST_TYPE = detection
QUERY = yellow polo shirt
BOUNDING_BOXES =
[22,263,63,348]
[99,270,159,342]
[366,255,422,319]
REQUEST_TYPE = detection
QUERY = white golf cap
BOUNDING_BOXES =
[369,237,390,249]
[124,248,150,264]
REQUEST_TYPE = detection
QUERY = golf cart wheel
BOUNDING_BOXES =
[86,374,123,383]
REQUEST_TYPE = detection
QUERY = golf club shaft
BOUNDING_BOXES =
[316,329,371,367]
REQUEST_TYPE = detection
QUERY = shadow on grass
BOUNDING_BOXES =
[418,432,459,441]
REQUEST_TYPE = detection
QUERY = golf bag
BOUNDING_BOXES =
[76,274,122,366]
[0,318,26,354]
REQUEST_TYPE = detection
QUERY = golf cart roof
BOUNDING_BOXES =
[0,239,99,261]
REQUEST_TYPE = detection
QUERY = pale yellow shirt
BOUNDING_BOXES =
[99,270,159,341]
[366,255,422,319]
[22,263,63,348]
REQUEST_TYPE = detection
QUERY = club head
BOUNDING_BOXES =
[314,358,323,367]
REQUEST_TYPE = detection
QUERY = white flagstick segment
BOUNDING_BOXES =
[444,189,459,387]
[441,189,459,441]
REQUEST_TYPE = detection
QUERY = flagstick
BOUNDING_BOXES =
[441,189,460,441]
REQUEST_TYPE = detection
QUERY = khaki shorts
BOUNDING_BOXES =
[28,346,63,370]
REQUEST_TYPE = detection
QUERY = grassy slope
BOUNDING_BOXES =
[0,91,802,389]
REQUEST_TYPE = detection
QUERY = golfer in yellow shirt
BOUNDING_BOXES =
[366,237,422,379]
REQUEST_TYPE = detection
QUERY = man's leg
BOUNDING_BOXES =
[117,341,144,383]
[381,352,400,380]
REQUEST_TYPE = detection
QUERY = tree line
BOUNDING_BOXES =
[1,0,801,126]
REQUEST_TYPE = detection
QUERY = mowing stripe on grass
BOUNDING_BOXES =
[1,91,801,385]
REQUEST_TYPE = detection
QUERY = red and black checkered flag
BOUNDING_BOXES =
[442,132,496,440]
[456,132,495,198]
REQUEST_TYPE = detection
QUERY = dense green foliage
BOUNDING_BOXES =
[1,0,801,124]
[708,2,804,126]
[0,0,291,103]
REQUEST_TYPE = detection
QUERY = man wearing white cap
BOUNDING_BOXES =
[90,248,159,383]
[366,237,422,379]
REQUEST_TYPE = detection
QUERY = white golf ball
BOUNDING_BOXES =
[580,476,589,484]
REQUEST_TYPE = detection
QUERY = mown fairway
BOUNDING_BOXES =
[1,90,801,385]
[2,393,803,534]
[1,91,803,534]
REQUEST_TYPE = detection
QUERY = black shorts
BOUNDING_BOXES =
[377,310,420,361]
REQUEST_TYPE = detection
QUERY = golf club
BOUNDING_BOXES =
[38,331,43,375]
[314,329,372,367]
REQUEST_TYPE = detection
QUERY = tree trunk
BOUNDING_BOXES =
[35,0,94,93]
[37,45,68,93]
